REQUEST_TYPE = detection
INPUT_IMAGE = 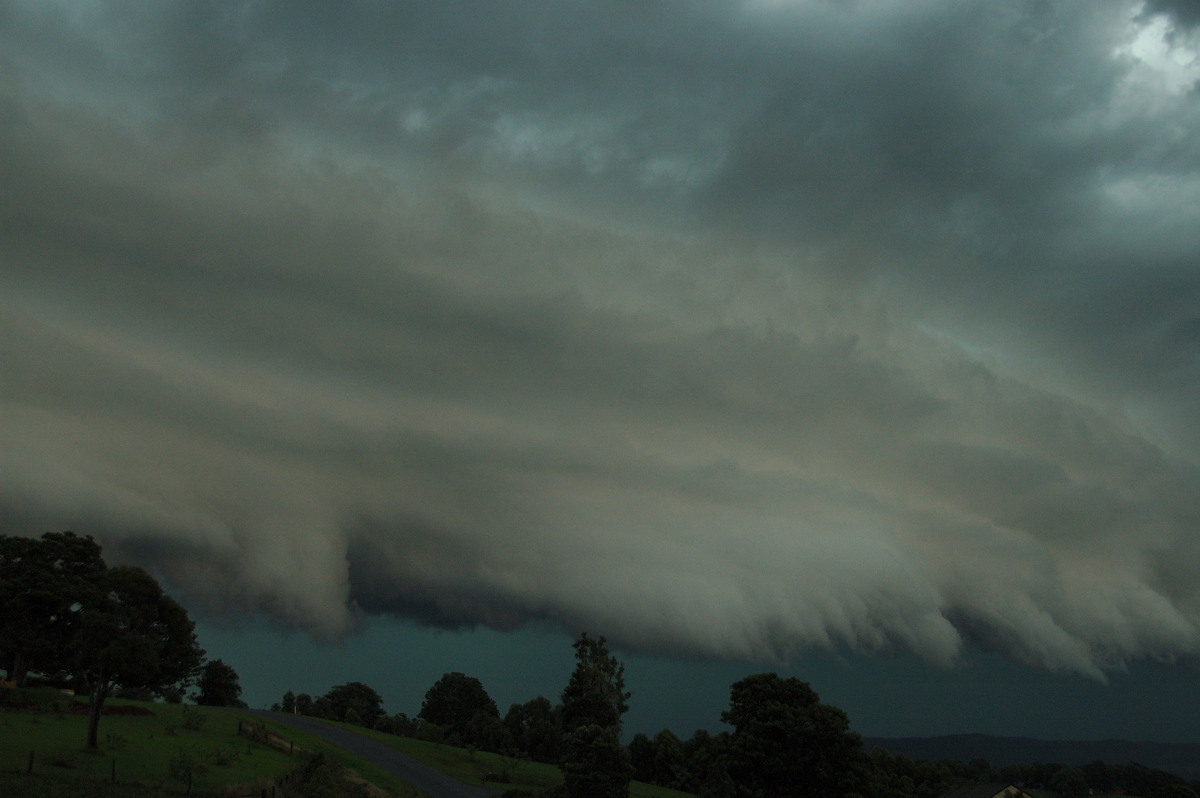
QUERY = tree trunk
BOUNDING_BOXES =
[87,683,109,749]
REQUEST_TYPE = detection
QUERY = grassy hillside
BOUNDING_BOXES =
[318,719,694,798]
[1,687,692,798]
[0,688,415,797]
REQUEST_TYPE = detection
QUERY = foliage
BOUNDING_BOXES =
[721,672,863,798]
[0,532,105,686]
[561,633,630,734]
[0,533,204,751]
[167,746,209,785]
[419,671,504,749]
[292,751,373,798]
[181,703,206,731]
[505,695,563,763]
[71,564,205,749]
[1051,766,1090,798]
[194,658,243,707]
[562,723,635,798]
[561,633,633,798]
[319,681,385,727]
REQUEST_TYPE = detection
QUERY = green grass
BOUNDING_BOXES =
[0,688,691,798]
[0,691,420,796]
[0,697,293,795]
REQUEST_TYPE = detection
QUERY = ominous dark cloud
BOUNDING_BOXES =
[3,0,1200,691]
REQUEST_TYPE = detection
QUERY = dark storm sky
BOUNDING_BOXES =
[3,0,1200,740]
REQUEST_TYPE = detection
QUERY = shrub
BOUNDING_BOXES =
[181,704,206,731]
[168,748,208,785]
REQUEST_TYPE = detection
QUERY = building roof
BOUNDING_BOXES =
[939,783,1033,798]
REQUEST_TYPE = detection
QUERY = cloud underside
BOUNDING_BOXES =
[2,0,1200,679]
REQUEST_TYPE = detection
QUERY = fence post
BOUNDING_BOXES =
[27,750,34,774]
[111,758,117,782]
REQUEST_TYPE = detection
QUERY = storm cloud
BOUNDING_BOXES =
[3,0,1200,681]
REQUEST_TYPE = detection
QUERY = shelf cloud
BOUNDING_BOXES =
[3,0,1200,680]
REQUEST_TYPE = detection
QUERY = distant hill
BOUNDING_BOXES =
[862,734,1200,781]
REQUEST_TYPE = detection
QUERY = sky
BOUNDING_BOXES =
[2,0,1200,743]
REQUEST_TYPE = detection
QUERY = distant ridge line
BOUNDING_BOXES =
[861,733,1200,781]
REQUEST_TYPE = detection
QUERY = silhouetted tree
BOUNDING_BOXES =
[560,633,633,798]
[72,565,204,749]
[629,733,655,783]
[0,532,105,685]
[195,658,244,707]
[721,673,862,798]
[681,728,734,794]
[651,728,687,789]
[1051,767,1090,798]
[322,681,385,727]
[504,696,563,762]
[419,671,503,748]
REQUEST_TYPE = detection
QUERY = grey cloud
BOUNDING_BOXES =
[1143,0,1200,28]
[3,0,1200,679]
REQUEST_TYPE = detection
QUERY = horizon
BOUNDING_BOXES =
[4,0,1200,747]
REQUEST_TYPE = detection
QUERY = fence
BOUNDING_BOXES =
[15,717,309,798]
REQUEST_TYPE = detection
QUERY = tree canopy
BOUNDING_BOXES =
[0,531,105,686]
[721,672,863,798]
[73,564,204,747]
[0,532,205,749]
[560,633,633,798]
[419,671,502,748]
[504,695,563,763]
[195,658,244,707]
[322,681,386,727]
[561,632,630,734]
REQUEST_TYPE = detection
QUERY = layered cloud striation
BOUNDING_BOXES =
[2,0,1200,678]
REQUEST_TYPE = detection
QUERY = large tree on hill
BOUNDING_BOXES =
[419,671,502,747]
[71,564,205,749]
[322,681,385,727]
[195,658,244,707]
[0,532,105,685]
[721,672,863,798]
[560,633,634,798]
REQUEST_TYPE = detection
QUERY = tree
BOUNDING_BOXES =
[560,633,633,798]
[280,690,297,714]
[322,681,385,727]
[651,729,687,790]
[561,634,630,734]
[628,733,655,783]
[504,696,563,762]
[0,532,105,685]
[1051,767,1091,798]
[721,673,863,798]
[419,672,501,747]
[72,565,205,748]
[195,658,244,707]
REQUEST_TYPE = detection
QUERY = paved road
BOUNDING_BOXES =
[256,712,501,798]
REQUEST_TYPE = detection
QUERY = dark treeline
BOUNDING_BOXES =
[270,638,1200,798]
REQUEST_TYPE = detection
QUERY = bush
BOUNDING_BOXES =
[181,704,206,731]
[168,748,208,785]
